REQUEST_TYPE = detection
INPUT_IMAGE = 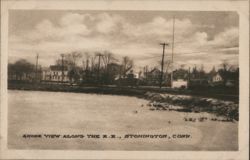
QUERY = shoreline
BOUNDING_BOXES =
[8,83,147,99]
[8,82,238,101]
[8,82,239,121]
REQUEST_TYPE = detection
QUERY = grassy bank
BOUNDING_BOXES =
[8,82,147,98]
[8,81,238,101]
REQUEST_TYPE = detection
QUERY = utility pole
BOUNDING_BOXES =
[171,16,175,88]
[160,43,168,88]
[86,59,89,71]
[91,57,95,72]
[145,65,148,80]
[96,53,103,84]
[188,67,191,84]
[61,54,65,82]
[84,58,89,82]
[35,53,39,82]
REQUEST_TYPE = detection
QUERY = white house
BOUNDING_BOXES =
[42,65,69,82]
[212,73,223,82]
[172,79,188,88]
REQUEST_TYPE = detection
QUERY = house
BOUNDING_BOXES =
[133,71,143,79]
[212,73,223,82]
[42,65,69,82]
[173,68,189,80]
[172,79,188,89]
[146,68,162,85]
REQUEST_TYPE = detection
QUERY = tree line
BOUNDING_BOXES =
[54,50,134,85]
[8,50,135,85]
[8,50,239,88]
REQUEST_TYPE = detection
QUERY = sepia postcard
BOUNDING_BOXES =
[0,0,249,159]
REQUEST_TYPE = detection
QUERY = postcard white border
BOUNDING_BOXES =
[1,0,249,159]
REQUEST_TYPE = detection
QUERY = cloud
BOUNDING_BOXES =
[22,13,91,42]
[59,13,89,26]
[95,13,123,34]
[123,17,195,41]
[210,27,239,48]
[26,19,56,41]
[9,12,239,71]
[173,27,238,54]
[59,13,92,36]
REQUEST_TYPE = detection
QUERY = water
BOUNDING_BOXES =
[8,90,238,150]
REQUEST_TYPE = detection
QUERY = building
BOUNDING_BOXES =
[173,68,189,80]
[146,68,162,85]
[42,65,69,82]
[212,73,223,82]
[172,79,188,88]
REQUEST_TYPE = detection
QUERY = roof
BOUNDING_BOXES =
[213,73,222,77]
[50,65,68,71]
[149,68,161,73]
[42,67,50,71]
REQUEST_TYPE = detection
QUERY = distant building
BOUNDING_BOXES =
[172,79,188,88]
[42,65,69,82]
[212,73,223,82]
[173,68,188,80]
[133,71,143,79]
[146,68,162,85]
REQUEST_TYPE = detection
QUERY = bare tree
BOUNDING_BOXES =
[219,61,237,85]
[102,50,117,71]
[90,56,97,71]
[81,52,91,70]
[220,61,236,72]
[73,51,82,65]
[158,59,172,74]
[121,56,133,77]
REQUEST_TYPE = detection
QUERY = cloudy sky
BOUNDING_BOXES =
[9,10,239,71]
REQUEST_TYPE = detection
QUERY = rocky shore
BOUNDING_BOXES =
[144,92,239,121]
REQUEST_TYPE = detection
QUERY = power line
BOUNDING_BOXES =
[140,55,162,60]
[60,54,65,82]
[139,46,238,61]
[35,53,39,82]
[173,48,237,55]
[96,53,103,84]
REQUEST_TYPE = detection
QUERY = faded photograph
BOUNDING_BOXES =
[8,10,239,150]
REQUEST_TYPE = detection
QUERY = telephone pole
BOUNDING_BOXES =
[35,53,39,82]
[61,54,65,82]
[171,16,175,88]
[86,59,89,71]
[160,43,168,88]
[96,53,103,84]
